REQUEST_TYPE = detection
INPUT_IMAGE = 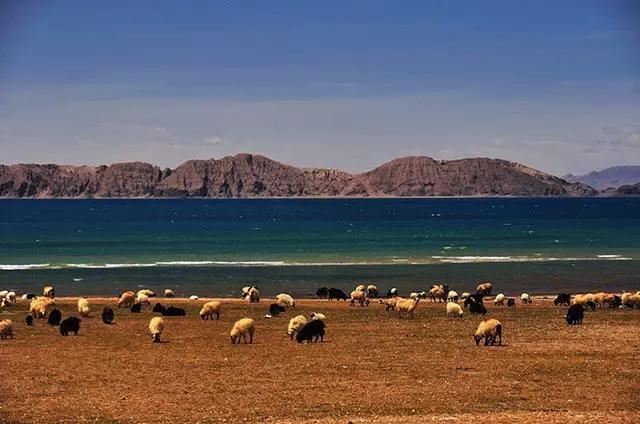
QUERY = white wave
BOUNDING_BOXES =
[156,261,215,265]
[596,254,622,258]
[0,263,50,270]
[66,263,159,269]
[72,278,83,282]
[211,261,287,266]
[432,255,633,263]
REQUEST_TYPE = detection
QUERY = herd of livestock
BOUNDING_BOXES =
[1,281,639,347]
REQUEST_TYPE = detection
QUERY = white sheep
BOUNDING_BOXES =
[349,290,368,307]
[521,293,532,304]
[493,293,505,306]
[460,292,471,300]
[43,285,55,298]
[199,300,221,320]
[395,297,419,319]
[5,291,16,304]
[355,284,366,292]
[446,301,463,317]
[148,316,165,343]
[137,289,155,298]
[136,294,151,307]
[118,291,136,308]
[0,290,7,298]
[230,318,256,344]
[447,290,459,303]
[164,289,175,297]
[77,297,90,317]
[309,312,326,321]
[189,295,199,301]
[0,319,14,340]
[276,293,295,307]
[474,319,502,346]
[287,315,308,339]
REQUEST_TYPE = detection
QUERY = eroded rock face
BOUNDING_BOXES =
[0,154,596,198]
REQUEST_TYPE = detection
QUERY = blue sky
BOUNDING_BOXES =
[0,0,639,175]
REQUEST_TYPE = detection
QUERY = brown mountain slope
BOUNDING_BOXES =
[0,153,596,198]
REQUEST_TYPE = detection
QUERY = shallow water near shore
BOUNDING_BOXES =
[1,198,638,295]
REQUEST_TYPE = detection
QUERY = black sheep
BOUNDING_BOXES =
[566,304,584,325]
[102,307,115,324]
[464,293,484,308]
[164,306,186,316]
[296,319,325,343]
[609,295,622,308]
[585,300,596,312]
[60,316,81,336]
[130,303,142,313]
[554,293,571,306]
[315,287,329,299]
[269,303,286,316]
[506,298,516,307]
[470,302,488,315]
[328,288,348,301]
[25,315,33,326]
[367,286,379,298]
[152,303,165,314]
[47,308,62,326]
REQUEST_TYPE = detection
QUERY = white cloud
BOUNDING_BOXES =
[204,136,223,145]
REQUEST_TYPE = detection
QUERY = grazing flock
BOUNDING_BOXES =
[1,282,639,347]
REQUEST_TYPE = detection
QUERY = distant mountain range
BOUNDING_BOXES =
[564,166,640,190]
[0,153,601,198]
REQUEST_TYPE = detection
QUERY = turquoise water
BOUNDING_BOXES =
[0,198,638,295]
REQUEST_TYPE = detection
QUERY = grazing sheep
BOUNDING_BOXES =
[21,293,36,300]
[604,295,621,308]
[573,294,596,310]
[148,316,165,343]
[474,319,502,346]
[493,293,505,306]
[130,303,142,313]
[328,288,348,301]
[152,303,186,316]
[248,287,260,303]
[296,319,325,343]
[315,287,329,298]
[276,293,295,308]
[447,290,459,303]
[164,289,175,298]
[287,315,308,339]
[366,285,379,298]
[230,318,256,344]
[446,301,463,317]
[380,297,399,312]
[309,312,326,321]
[135,294,151,307]
[349,290,369,307]
[410,291,427,300]
[60,316,81,336]
[118,291,136,308]
[429,287,446,303]
[460,292,471,300]
[465,294,487,315]
[30,297,55,318]
[395,297,420,319]
[43,285,55,298]
[506,298,516,307]
[0,290,7,298]
[189,295,199,301]
[102,307,115,324]
[0,319,14,340]
[476,282,492,296]
[521,293,532,304]
[47,308,62,326]
[137,289,156,298]
[387,288,399,297]
[25,315,33,326]
[2,291,16,305]
[623,294,640,309]
[592,292,608,307]
[554,293,571,306]
[621,292,631,306]
[199,301,221,320]
[355,284,366,292]
[566,304,584,325]
[77,297,90,317]
[269,303,286,317]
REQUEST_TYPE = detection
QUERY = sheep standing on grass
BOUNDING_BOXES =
[0,319,14,340]
[230,318,256,344]
[566,304,584,325]
[494,294,505,306]
[474,319,502,346]
[460,292,471,300]
[296,319,325,343]
[315,287,329,298]
[48,308,62,326]
[328,288,348,301]
[310,312,326,321]
[199,301,221,320]
[380,297,399,312]
[30,297,55,318]
[521,293,532,304]
[476,282,492,296]
[149,316,165,343]
[60,316,81,336]
[350,290,369,307]
[102,307,115,324]
[446,301,463,317]
[43,285,55,298]
[366,285,379,298]
[429,286,446,302]
[118,291,136,308]
[506,298,516,307]
[387,288,398,298]
[137,289,156,298]
[135,294,151,308]
[25,315,33,326]
[276,293,295,308]
[573,294,597,311]
[355,284,366,293]
[554,294,571,306]
[395,297,419,319]
[164,289,175,298]
[287,315,308,340]
[447,290,459,303]
[77,298,90,317]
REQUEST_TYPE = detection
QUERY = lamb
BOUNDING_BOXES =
[387,287,398,297]
[349,290,369,307]
[77,297,90,317]
[102,307,115,324]
[366,285,379,298]
[315,287,329,298]
[506,298,516,307]
[309,312,326,321]
[328,288,348,301]
[148,316,165,343]
[296,319,325,343]
[447,290,459,303]
[43,285,55,298]
[137,289,156,298]
[554,293,571,306]
[476,282,492,296]
[287,315,308,339]
[275,293,295,307]
[199,301,221,320]
[60,316,81,336]
[48,308,62,325]
[164,289,175,298]
[395,297,419,319]
[474,318,502,346]
[566,304,584,325]
[25,315,34,326]
[493,293,505,306]
[269,303,286,317]
[0,319,14,340]
[230,318,256,344]
[446,301,463,317]
[118,291,136,308]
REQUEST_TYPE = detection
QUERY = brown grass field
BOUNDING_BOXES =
[1,296,640,423]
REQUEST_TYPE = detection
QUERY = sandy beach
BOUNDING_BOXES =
[1,296,639,423]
